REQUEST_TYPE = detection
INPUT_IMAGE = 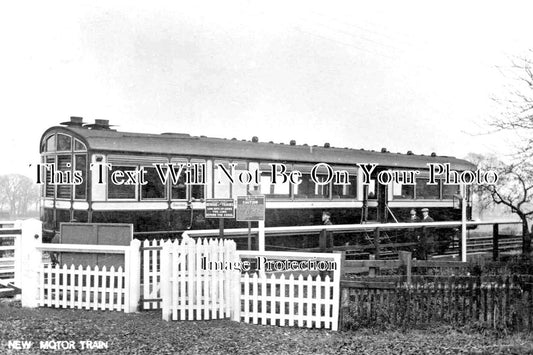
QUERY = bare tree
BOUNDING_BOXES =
[0,174,40,218]
[486,162,532,254]
[482,52,533,254]
[491,51,533,156]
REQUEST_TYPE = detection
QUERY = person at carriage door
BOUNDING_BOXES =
[421,208,434,222]
[408,209,421,222]
[321,211,333,250]
[419,208,435,259]
[322,211,332,225]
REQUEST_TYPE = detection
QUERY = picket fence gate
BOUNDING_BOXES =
[141,239,163,310]
[160,237,237,321]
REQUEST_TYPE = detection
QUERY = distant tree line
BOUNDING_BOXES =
[0,174,40,218]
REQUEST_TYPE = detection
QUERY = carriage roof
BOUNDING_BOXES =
[41,125,476,171]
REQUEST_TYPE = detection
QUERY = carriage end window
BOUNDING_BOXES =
[57,134,72,151]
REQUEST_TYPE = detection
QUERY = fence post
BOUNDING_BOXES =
[333,251,346,279]
[319,229,327,252]
[374,227,381,259]
[398,251,412,286]
[127,239,141,313]
[369,254,376,277]
[20,219,42,308]
[161,240,171,321]
[421,227,428,260]
[331,252,341,331]
[13,222,23,289]
[231,250,241,322]
[492,224,499,261]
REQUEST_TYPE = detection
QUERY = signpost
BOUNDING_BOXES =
[237,195,266,251]
[205,199,235,238]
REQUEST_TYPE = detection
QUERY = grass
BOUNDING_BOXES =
[1,299,533,354]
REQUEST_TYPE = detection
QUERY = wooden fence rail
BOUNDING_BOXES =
[340,277,533,331]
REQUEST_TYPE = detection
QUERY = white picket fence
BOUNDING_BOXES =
[232,250,341,330]
[18,221,342,330]
[161,237,237,321]
[0,221,23,294]
[158,238,341,329]
[39,264,127,311]
[20,224,141,313]
[236,273,338,330]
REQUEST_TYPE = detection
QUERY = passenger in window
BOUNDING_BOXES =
[322,211,332,225]
[408,209,420,222]
[421,208,434,222]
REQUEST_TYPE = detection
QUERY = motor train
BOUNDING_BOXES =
[39,117,474,250]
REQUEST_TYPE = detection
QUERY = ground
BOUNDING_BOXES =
[1,300,532,355]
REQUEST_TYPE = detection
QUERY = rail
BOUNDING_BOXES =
[137,220,522,238]
[176,220,523,261]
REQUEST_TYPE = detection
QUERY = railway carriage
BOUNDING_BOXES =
[39,117,475,250]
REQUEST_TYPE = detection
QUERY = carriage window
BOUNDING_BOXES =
[141,167,167,200]
[190,160,205,200]
[56,155,72,199]
[74,139,87,151]
[366,179,377,199]
[232,161,248,197]
[314,175,330,199]
[74,154,87,199]
[259,163,290,199]
[170,163,187,200]
[294,165,331,199]
[392,182,415,199]
[46,135,56,152]
[442,183,460,199]
[57,134,72,151]
[108,165,136,199]
[214,160,231,198]
[294,174,313,199]
[332,175,357,199]
[415,178,440,199]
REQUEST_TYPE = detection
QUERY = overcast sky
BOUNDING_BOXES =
[1,1,532,179]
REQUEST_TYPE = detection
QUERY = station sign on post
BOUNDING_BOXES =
[205,199,235,238]
[236,195,265,221]
[237,195,266,252]
[205,199,235,218]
